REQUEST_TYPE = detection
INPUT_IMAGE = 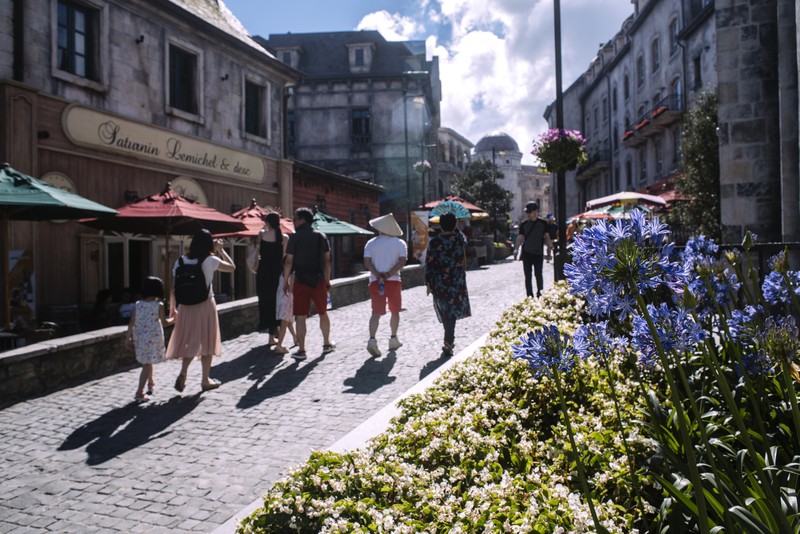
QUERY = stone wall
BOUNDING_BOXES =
[0,266,424,405]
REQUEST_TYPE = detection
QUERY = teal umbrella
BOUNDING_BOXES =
[0,163,118,327]
[312,211,373,236]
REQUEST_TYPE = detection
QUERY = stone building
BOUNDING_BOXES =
[436,127,473,199]
[545,0,800,244]
[473,132,552,225]
[255,31,442,229]
[0,0,298,323]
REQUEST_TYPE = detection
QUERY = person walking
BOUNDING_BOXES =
[515,202,553,298]
[425,212,471,357]
[282,207,335,360]
[126,276,173,403]
[363,213,407,357]
[255,212,286,347]
[167,229,235,392]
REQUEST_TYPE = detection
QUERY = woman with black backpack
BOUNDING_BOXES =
[167,229,235,393]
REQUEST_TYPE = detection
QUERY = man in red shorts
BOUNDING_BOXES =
[363,213,407,357]
[283,207,334,360]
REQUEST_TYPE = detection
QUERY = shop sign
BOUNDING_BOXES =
[62,105,266,182]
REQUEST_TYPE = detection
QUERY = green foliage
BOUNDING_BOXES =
[452,160,513,238]
[672,91,721,239]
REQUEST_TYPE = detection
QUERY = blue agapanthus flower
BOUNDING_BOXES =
[631,303,707,369]
[727,305,766,343]
[512,325,578,378]
[740,350,775,378]
[572,321,626,362]
[735,315,798,378]
[565,210,687,320]
[681,236,741,318]
[761,251,800,306]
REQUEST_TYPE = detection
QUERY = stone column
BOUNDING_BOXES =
[716,0,783,243]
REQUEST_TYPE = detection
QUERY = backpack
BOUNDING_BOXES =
[174,257,210,306]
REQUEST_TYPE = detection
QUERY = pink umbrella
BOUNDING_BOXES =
[214,199,294,238]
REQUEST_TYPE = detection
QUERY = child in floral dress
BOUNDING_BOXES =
[126,277,174,403]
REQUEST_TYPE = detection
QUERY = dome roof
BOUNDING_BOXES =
[474,131,520,154]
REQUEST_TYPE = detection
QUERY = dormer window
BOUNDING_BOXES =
[346,42,374,73]
[275,47,301,70]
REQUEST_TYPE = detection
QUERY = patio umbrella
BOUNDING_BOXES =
[214,199,294,238]
[0,163,118,327]
[420,195,486,213]
[80,183,246,296]
[311,211,373,236]
[585,191,667,209]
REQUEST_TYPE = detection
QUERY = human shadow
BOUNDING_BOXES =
[58,394,203,465]
[236,353,326,409]
[343,351,397,394]
[419,350,452,380]
[211,344,284,385]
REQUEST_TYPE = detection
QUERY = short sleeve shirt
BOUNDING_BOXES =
[519,218,549,255]
[364,235,408,282]
[286,224,330,275]
[172,255,222,298]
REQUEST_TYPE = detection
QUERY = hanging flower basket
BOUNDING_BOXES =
[531,129,588,173]
[413,160,431,174]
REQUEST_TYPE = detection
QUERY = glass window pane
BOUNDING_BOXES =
[75,34,85,55]
[57,3,67,25]
[75,56,85,77]
[75,11,85,32]
[58,27,67,49]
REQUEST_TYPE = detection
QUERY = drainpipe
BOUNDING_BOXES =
[12,0,24,81]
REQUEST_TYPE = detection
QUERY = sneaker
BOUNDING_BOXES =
[366,338,381,357]
[442,343,454,357]
[134,393,151,404]
[388,336,403,350]
[291,350,307,361]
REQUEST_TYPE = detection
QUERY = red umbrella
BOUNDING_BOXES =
[80,183,246,296]
[214,199,294,238]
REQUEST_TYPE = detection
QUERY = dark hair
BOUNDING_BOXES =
[188,229,214,260]
[294,207,314,224]
[141,276,165,299]
[440,212,457,232]
[264,212,281,230]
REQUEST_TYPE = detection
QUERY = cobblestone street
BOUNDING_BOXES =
[0,258,552,533]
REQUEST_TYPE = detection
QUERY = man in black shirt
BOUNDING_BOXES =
[283,207,335,359]
[514,202,553,298]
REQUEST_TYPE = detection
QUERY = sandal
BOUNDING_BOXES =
[147,381,155,396]
[174,374,186,392]
[134,393,151,404]
[201,379,221,392]
[273,346,289,354]
[291,350,307,361]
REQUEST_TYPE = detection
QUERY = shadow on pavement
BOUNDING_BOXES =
[419,351,452,380]
[58,394,203,465]
[211,344,284,385]
[236,353,326,409]
[342,351,397,394]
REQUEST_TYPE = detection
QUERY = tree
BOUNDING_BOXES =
[672,91,721,239]
[452,160,514,240]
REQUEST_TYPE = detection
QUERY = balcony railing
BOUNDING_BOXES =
[576,149,611,179]
[621,93,684,146]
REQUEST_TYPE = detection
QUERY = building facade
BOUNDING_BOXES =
[256,31,442,229]
[436,127,473,199]
[0,0,298,322]
[545,0,800,244]
[473,132,552,225]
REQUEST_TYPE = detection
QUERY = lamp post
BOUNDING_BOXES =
[403,92,412,243]
[553,0,567,281]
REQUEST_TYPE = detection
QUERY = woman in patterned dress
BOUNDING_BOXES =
[424,212,471,357]
[126,276,173,403]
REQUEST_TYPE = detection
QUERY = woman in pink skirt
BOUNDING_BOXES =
[167,229,235,392]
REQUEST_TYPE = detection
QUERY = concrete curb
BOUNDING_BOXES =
[212,332,490,533]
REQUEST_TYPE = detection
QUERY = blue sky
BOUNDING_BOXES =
[222,0,634,164]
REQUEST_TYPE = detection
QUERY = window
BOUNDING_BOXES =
[602,98,608,122]
[287,110,296,155]
[614,165,620,190]
[282,51,291,65]
[535,178,540,187]
[623,74,630,100]
[57,1,97,79]
[636,55,645,87]
[671,78,683,107]
[355,48,365,66]
[612,86,618,111]
[651,39,660,72]
[639,149,647,183]
[613,125,619,150]
[593,107,599,131]
[669,19,680,55]
[244,80,266,138]
[169,44,198,114]
[672,127,681,164]
[655,137,664,175]
[352,108,370,146]
[625,159,633,189]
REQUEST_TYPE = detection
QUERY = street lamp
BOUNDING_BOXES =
[553,0,567,281]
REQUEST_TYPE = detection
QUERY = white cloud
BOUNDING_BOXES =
[359,0,633,163]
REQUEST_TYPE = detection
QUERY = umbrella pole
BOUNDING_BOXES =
[164,232,172,305]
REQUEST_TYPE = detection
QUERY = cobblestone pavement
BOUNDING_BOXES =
[0,258,553,533]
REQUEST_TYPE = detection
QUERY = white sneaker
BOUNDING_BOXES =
[367,338,381,357]
[388,336,403,350]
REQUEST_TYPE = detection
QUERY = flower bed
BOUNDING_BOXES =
[239,213,800,533]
